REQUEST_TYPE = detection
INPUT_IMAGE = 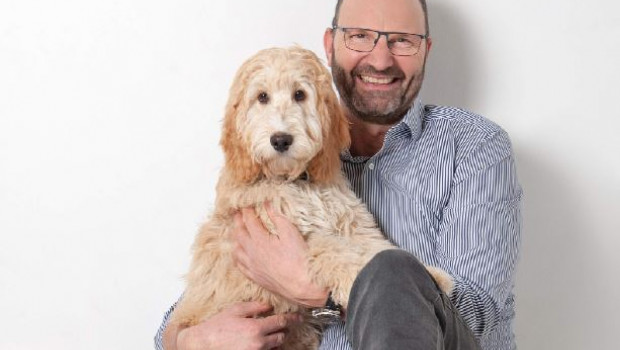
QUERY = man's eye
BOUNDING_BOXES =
[390,36,415,47]
[258,92,269,104]
[350,34,371,41]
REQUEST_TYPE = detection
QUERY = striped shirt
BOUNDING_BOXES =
[319,99,522,349]
[155,98,522,350]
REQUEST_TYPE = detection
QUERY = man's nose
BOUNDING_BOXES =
[365,35,395,71]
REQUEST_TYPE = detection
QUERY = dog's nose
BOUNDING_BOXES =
[270,133,294,152]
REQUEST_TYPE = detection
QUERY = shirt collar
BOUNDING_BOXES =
[394,97,424,142]
[341,98,424,163]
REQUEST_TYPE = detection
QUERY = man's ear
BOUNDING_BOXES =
[426,37,433,54]
[323,28,335,67]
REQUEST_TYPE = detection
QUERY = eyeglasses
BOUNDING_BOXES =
[333,26,428,56]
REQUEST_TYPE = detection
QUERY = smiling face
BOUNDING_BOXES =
[325,0,431,125]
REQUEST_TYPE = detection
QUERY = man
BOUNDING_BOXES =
[156,0,522,349]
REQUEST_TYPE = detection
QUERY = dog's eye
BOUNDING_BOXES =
[294,89,306,102]
[257,92,269,104]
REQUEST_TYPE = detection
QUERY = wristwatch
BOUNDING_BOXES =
[311,291,343,324]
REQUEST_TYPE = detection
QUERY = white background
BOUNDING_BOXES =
[1,0,619,349]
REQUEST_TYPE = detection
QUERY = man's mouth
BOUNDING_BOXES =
[359,75,397,85]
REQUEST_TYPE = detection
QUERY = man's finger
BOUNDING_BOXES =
[264,201,300,240]
[259,313,302,335]
[232,241,246,266]
[241,207,267,238]
[233,212,249,238]
[235,258,254,280]
[231,220,248,259]
[266,201,290,223]
[264,331,286,349]
[226,301,273,317]
[264,201,277,217]
[264,201,284,226]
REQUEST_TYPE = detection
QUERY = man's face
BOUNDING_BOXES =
[324,0,431,125]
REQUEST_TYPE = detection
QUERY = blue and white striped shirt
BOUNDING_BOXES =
[318,99,522,350]
[155,99,522,350]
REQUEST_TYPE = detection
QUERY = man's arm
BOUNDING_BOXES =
[438,129,522,337]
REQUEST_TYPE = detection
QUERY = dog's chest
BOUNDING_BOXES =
[230,180,353,238]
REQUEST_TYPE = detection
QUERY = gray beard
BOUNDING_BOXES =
[331,56,425,125]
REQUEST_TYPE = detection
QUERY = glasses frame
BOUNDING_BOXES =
[332,25,429,56]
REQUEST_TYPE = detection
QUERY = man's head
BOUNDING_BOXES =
[324,0,431,125]
[331,0,429,36]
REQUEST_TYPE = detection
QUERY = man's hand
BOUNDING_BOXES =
[170,301,301,350]
[232,202,328,307]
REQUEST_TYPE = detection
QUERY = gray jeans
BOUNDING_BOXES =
[345,250,481,350]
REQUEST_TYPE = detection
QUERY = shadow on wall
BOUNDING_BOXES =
[513,146,594,349]
[423,3,592,349]
[422,1,482,109]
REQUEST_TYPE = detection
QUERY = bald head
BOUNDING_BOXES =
[331,0,429,35]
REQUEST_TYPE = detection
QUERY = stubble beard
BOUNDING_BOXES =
[331,52,426,125]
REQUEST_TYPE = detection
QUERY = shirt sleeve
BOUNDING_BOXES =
[437,129,522,337]
[154,297,181,350]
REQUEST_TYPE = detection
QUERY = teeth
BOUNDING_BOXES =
[360,75,393,84]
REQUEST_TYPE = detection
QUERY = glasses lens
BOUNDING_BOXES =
[343,28,378,52]
[387,34,423,56]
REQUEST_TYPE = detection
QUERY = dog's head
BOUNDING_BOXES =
[221,46,350,184]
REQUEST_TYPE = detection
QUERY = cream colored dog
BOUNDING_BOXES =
[170,46,453,349]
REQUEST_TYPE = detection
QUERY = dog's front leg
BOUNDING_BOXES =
[304,233,393,310]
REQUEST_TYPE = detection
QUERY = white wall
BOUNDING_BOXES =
[0,0,618,349]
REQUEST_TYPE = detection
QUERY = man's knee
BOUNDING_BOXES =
[346,250,448,348]
[362,249,427,282]
[350,249,443,306]
[371,249,424,267]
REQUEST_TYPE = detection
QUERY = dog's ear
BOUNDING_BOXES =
[220,62,262,185]
[306,54,351,184]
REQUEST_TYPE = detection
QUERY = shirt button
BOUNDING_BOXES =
[368,163,375,170]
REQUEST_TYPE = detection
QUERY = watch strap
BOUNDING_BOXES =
[311,291,342,324]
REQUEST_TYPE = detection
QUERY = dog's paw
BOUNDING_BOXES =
[425,266,454,295]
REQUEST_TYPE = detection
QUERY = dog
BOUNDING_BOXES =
[169,46,453,348]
